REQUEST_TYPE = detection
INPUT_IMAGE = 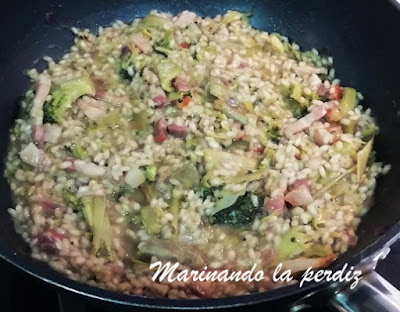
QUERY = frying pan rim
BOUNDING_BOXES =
[1,221,398,309]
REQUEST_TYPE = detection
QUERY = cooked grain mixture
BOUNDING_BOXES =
[5,10,389,298]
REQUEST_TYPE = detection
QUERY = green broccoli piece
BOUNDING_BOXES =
[63,190,83,212]
[71,143,87,158]
[62,191,93,228]
[212,192,262,226]
[144,165,157,181]
[156,59,181,92]
[43,76,95,124]
[155,30,175,55]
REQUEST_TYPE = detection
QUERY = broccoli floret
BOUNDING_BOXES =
[212,192,262,226]
[43,76,95,124]
[71,143,87,159]
[144,165,157,181]
[156,59,181,92]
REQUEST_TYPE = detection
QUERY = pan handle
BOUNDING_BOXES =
[329,270,400,312]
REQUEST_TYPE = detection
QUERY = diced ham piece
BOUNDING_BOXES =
[152,95,168,107]
[33,124,44,147]
[94,90,108,101]
[253,145,264,154]
[131,32,153,54]
[39,199,63,216]
[31,75,51,127]
[43,123,62,144]
[330,84,341,100]
[264,194,285,214]
[348,230,358,246]
[78,99,107,121]
[142,67,159,84]
[151,88,168,107]
[173,77,190,92]
[167,124,189,138]
[32,229,65,254]
[317,83,330,98]
[317,83,341,100]
[175,11,196,28]
[284,183,313,207]
[62,158,76,173]
[328,123,343,142]
[288,179,310,192]
[261,249,276,267]
[153,119,168,143]
[312,122,343,146]
[284,106,327,139]
[19,142,51,170]
[74,160,106,177]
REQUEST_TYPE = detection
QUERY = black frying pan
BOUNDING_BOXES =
[1,0,400,310]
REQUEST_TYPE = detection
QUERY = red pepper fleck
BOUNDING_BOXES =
[295,153,301,160]
[253,146,264,154]
[178,95,191,108]
[179,42,189,49]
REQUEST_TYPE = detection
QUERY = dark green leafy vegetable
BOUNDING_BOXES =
[208,189,245,215]
[211,192,262,226]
